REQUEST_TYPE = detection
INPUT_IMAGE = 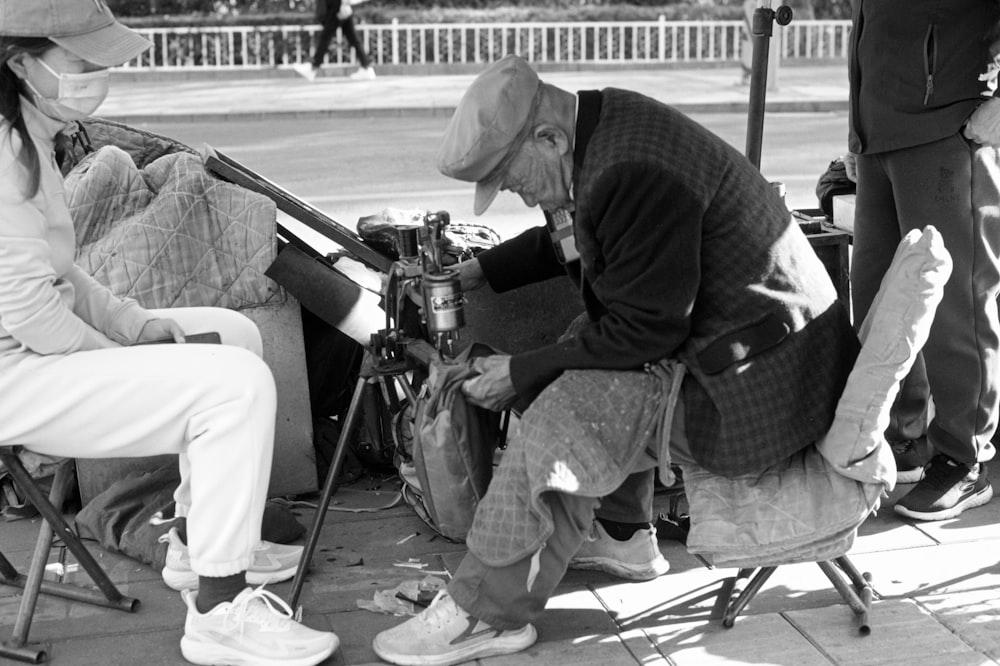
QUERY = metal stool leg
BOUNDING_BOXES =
[722,566,777,627]
[288,375,367,611]
[0,455,138,663]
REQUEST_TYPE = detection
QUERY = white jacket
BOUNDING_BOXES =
[0,99,152,357]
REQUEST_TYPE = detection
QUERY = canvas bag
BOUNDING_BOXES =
[406,344,503,542]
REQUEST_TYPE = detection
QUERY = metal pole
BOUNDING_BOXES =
[287,375,367,611]
[744,0,774,169]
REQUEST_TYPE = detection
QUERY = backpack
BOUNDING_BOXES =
[399,344,505,542]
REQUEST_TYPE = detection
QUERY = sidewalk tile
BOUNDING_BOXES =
[786,599,990,666]
[920,588,1000,661]
[645,613,833,666]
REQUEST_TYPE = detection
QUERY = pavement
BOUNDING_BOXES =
[99,61,850,123]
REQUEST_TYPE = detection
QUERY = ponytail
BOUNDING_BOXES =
[0,38,54,199]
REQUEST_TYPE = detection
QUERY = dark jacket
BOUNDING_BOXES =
[849,0,1000,155]
[477,88,858,477]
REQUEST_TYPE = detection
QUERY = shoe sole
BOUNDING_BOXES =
[568,556,669,581]
[372,624,536,666]
[893,483,994,521]
[180,633,337,666]
[896,467,926,484]
[163,564,299,591]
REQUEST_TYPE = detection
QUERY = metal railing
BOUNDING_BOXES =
[122,19,852,70]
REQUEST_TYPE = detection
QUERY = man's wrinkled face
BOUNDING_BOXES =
[500,130,572,212]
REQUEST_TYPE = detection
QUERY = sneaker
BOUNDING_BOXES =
[891,437,933,484]
[894,455,993,521]
[292,63,318,81]
[568,521,669,581]
[372,591,536,666]
[349,66,375,81]
[180,586,338,666]
[160,528,304,591]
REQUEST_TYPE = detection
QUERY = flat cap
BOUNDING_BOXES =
[437,54,542,215]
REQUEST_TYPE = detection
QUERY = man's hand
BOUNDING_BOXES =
[843,151,858,183]
[336,0,353,20]
[454,258,487,292]
[135,318,185,344]
[461,354,517,411]
[964,97,1000,146]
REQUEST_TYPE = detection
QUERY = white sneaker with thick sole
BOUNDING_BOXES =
[372,591,536,666]
[568,521,669,581]
[349,66,375,80]
[292,63,318,81]
[181,587,338,666]
[160,528,303,591]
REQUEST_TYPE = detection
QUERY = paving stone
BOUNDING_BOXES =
[643,612,832,666]
[853,507,938,554]
[786,599,990,666]
[4,627,187,666]
[0,579,184,643]
[917,588,1000,661]
[847,542,1000,599]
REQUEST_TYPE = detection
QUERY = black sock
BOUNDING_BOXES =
[175,518,188,545]
[597,517,650,542]
[196,573,247,614]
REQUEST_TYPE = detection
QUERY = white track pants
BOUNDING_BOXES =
[0,307,276,577]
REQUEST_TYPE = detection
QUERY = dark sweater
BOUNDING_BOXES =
[477,89,857,477]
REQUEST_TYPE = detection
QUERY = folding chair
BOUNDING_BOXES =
[0,447,139,663]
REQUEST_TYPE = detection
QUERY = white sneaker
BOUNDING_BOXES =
[293,63,318,81]
[349,66,375,81]
[180,587,338,666]
[160,528,304,591]
[372,591,536,666]
[568,521,669,581]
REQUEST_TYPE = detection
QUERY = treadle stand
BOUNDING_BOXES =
[721,556,873,634]
[0,449,139,663]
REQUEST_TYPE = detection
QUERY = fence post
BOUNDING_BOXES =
[391,18,399,66]
[658,15,666,62]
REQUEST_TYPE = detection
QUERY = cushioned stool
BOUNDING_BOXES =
[684,226,952,635]
[0,447,139,663]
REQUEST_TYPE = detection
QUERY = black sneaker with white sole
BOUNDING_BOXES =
[893,455,993,521]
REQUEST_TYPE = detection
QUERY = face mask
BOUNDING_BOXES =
[24,57,110,122]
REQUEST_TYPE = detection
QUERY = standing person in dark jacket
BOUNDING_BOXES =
[845,0,1000,520]
[295,0,374,81]
[371,54,858,666]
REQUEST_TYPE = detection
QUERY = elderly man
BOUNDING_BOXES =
[373,55,858,666]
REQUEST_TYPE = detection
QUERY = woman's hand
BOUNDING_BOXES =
[461,354,517,411]
[135,318,185,344]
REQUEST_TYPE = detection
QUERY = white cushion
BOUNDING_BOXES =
[817,226,952,490]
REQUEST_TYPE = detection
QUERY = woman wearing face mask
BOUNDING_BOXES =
[0,2,339,665]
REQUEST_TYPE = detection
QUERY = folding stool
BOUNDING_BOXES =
[0,447,139,663]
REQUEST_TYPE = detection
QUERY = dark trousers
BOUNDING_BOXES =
[311,9,370,69]
[852,133,1000,464]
